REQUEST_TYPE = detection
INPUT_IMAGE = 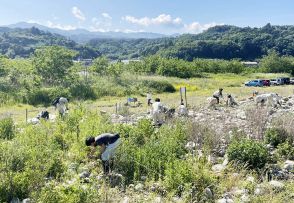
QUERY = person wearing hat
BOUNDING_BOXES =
[85,133,121,174]
[213,88,223,104]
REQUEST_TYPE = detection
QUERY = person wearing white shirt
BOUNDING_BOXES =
[213,88,223,104]
[147,92,152,106]
[152,98,164,125]
[177,102,188,116]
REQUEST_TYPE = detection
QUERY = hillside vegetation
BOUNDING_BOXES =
[1,24,294,60]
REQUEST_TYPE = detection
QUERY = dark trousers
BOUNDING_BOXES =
[213,95,219,104]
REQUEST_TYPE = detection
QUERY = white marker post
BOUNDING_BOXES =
[180,87,187,107]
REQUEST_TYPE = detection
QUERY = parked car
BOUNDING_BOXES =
[277,77,290,85]
[261,79,270,86]
[245,79,264,87]
[270,79,278,86]
[290,78,294,85]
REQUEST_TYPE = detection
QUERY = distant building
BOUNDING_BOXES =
[241,61,259,67]
[110,59,141,64]
[73,59,93,66]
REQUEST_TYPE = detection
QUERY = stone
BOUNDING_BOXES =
[216,198,234,203]
[212,164,225,173]
[204,187,213,199]
[240,194,250,202]
[121,196,130,203]
[254,186,265,196]
[246,176,255,183]
[269,180,285,190]
[283,160,294,171]
[135,183,144,191]
[154,196,162,203]
[10,198,20,203]
[22,199,30,203]
[109,173,124,188]
[79,171,90,179]
[185,141,196,150]
[140,176,147,181]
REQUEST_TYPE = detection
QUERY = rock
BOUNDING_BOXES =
[287,102,293,106]
[185,141,196,150]
[240,194,250,202]
[205,187,213,199]
[254,186,265,196]
[154,196,162,203]
[140,176,147,181]
[222,158,229,166]
[79,171,90,179]
[10,198,20,203]
[135,183,144,191]
[236,111,246,120]
[22,199,30,203]
[269,180,285,190]
[121,196,130,203]
[216,198,234,203]
[172,196,182,202]
[283,160,294,171]
[246,176,255,183]
[212,164,225,173]
[109,173,124,188]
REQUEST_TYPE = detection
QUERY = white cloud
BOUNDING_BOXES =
[101,13,112,20]
[90,16,112,32]
[27,19,40,24]
[71,6,86,21]
[184,22,223,34]
[123,14,182,26]
[47,21,76,30]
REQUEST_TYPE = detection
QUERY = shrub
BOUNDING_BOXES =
[227,139,268,169]
[70,83,97,100]
[114,122,187,183]
[265,128,290,147]
[140,80,176,93]
[276,142,294,160]
[164,159,216,201]
[0,117,14,139]
[27,87,70,106]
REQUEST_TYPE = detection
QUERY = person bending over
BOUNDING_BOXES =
[85,133,121,174]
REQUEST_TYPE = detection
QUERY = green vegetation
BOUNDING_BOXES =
[1,24,294,61]
[88,24,294,60]
[227,138,269,169]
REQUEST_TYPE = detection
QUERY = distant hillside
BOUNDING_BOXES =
[88,24,294,60]
[0,26,100,58]
[7,22,167,43]
[1,23,294,60]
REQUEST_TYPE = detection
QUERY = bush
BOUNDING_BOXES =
[164,159,216,201]
[27,87,70,106]
[276,142,294,160]
[70,83,97,100]
[265,128,290,147]
[0,117,14,139]
[140,80,176,93]
[227,139,269,169]
[114,122,187,183]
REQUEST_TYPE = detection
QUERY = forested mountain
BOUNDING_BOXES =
[1,23,294,60]
[7,22,166,43]
[0,26,100,58]
[88,24,294,60]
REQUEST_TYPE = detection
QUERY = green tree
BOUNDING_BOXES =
[260,51,294,75]
[32,46,77,86]
[90,56,109,75]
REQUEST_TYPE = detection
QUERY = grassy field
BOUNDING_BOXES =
[1,73,293,123]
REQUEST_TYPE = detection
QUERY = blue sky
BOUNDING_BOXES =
[1,0,294,34]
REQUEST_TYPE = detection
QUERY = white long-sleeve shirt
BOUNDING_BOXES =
[213,91,223,98]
